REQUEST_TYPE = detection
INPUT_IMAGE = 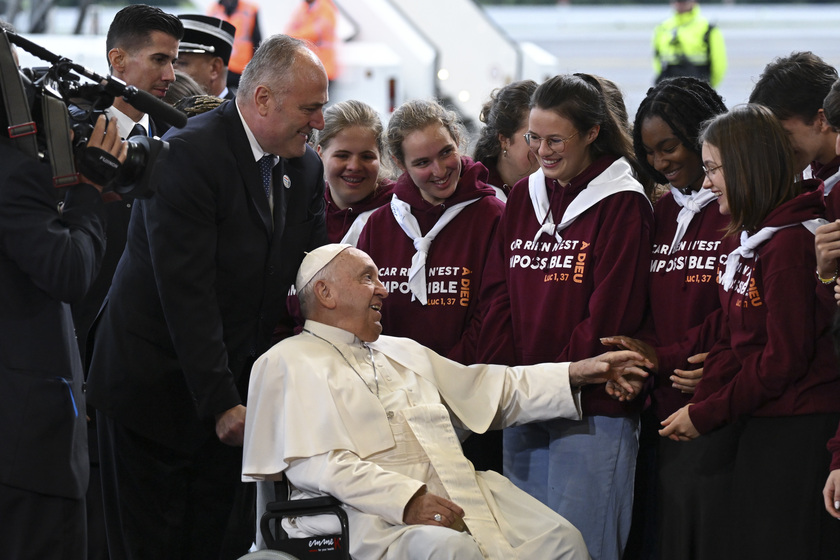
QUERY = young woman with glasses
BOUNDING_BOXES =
[473,73,653,560]
[661,104,840,559]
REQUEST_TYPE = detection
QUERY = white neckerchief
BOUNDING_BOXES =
[721,218,826,291]
[390,194,479,305]
[340,209,377,246]
[528,158,649,245]
[804,163,840,197]
[667,187,718,255]
[824,169,840,196]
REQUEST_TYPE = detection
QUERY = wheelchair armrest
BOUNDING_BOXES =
[266,496,342,513]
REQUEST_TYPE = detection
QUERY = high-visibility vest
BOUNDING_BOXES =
[208,0,258,75]
[285,0,339,80]
[652,5,727,87]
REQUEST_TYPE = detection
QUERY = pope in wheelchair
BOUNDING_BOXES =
[242,244,650,560]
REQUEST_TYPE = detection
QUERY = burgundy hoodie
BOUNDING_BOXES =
[647,190,730,420]
[357,157,504,359]
[475,155,654,417]
[689,183,840,434]
[325,179,395,243]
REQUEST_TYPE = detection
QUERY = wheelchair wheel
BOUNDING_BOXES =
[238,550,301,560]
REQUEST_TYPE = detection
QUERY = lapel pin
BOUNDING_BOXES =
[283,175,291,189]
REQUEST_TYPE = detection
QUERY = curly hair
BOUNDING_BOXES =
[473,80,537,167]
[633,76,727,186]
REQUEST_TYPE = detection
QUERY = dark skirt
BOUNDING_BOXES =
[657,420,743,560]
[729,413,840,560]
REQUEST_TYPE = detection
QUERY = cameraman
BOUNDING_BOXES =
[0,112,127,559]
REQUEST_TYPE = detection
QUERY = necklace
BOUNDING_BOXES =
[303,328,379,397]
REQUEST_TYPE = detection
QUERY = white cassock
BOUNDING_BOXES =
[242,320,590,560]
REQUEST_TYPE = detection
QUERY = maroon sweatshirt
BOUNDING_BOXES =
[811,156,840,220]
[357,157,504,359]
[475,155,654,417]
[325,179,395,243]
[689,184,840,434]
[647,190,730,420]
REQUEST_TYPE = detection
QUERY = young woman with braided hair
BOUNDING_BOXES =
[473,80,539,201]
[474,73,653,560]
[604,76,729,559]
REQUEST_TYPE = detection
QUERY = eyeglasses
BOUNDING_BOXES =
[702,163,723,178]
[523,131,579,153]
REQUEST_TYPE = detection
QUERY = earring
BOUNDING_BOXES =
[503,149,508,157]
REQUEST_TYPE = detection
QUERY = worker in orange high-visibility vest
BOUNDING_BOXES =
[285,0,340,82]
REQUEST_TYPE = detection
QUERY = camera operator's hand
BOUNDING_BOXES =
[78,114,128,192]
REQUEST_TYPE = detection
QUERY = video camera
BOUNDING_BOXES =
[0,29,188,198]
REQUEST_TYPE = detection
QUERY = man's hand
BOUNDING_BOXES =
[815,220,840,281]
[78,114,128,192]
[671,352,707,393]
[568,350,652,398]
[403,487,466,531]
[658,404,699,441]
[601,335,659,372]
[823,469,840,519]
[215,404,246,447]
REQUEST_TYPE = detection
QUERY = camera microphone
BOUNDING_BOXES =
[7,31,187,129]
[122,86,187,130]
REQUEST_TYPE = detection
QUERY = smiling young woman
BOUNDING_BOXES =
[315,100,395,246]
[618,76,729,560]
[357,99,504,361]
[662,104,840,559]
[472,73,654,560]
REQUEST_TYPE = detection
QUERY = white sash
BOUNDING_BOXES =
[403,404,515,560]
[668,187,718,255]
[721,218,826,292]
[340,209,377,247]
[528,158,649,245]
[390,195,479,305]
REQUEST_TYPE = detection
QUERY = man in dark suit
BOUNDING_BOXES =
[72,4,183,357]
[68,8,183,559]
[86,34,329,560]
[176,14,237,100]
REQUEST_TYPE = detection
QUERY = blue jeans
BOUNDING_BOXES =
[503,415,639,560]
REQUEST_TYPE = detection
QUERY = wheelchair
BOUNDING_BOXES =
[240,479,351,560]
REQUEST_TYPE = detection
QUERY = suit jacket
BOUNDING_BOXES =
[86,99,327,451]
[0,137,105,499]
[72,114,165,360]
